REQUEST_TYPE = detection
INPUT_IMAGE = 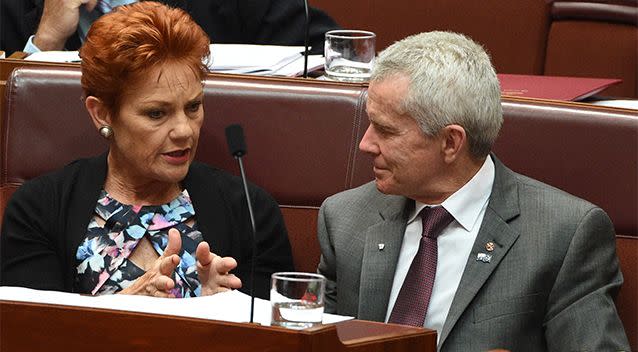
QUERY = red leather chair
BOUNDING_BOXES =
[545,1,638,97]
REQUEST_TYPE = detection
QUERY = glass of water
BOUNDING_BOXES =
[270,272,326,329]
[324,30,376,83]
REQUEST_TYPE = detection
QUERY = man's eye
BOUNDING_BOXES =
[374,124,393,136]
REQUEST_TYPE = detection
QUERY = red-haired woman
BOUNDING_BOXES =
[0,2,294,299]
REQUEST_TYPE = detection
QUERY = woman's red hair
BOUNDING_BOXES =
[79,1,210,114]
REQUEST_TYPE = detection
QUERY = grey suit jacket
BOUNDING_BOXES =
[317,156,629,351]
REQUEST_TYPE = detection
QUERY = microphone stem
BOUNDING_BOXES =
[303,0,310,78]
[237,156,257,323]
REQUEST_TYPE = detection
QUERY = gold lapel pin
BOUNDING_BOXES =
[485,241,495,252]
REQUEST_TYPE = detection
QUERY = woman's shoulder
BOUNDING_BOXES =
[23,156,102,185]
[187,161,276,203]
[188,161,240,185]
[12,155,104,198]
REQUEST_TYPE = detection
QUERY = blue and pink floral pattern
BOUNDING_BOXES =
[75,189,204,297]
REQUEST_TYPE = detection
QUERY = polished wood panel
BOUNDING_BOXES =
[0,300,436,351]
[281,206,321,273]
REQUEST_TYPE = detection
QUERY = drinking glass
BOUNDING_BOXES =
[324,30,376,82]
[270,272,326,329]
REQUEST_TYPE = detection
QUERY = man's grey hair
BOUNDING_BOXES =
[371,31,503,158]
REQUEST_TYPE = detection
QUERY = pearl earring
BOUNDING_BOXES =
[99,126,113,139]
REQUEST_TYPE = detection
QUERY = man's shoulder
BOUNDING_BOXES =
[513,171,597,211]
[502,167,611,233]
[493,156,599,213]
[324,181,381,206]
[322,181,405,215]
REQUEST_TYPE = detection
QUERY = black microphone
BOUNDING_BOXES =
[225,124,246,157]
[302,0,310,78]
[224,124,257,324]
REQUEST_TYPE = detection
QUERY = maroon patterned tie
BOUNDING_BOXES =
[389,206,454,326]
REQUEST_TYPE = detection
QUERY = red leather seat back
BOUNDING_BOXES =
[1,67,368,208]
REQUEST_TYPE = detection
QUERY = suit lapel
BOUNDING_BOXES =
[438,156,521,346]
[357,196,410,321]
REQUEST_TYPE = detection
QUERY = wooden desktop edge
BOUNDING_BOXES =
[0,299,435,348]
[0,55,367,87]
[1,57,634,113]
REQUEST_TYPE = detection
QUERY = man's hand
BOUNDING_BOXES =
[34,0,98,51]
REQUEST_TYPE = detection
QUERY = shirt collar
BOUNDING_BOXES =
[408,156,495,232]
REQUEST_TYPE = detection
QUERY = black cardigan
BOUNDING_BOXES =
[0,0,339,55]
[0,154,294,299]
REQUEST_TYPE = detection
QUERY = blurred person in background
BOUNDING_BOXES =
[1,0,339,55]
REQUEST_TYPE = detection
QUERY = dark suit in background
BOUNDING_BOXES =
[0,0,339,55]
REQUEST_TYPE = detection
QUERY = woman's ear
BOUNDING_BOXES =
[85,96,111,130]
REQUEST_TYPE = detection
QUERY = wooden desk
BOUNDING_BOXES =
[0,300,437,351]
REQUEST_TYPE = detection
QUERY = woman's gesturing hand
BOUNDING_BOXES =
[196,241,242,296]
[119,228,182,298]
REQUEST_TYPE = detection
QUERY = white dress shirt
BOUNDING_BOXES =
[384,157,495,342]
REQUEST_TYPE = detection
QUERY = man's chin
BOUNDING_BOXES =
[374,179,394,195]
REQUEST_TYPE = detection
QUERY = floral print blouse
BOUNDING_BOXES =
[75,189,204,297]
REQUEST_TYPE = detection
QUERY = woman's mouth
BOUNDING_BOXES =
[162,149,190,164]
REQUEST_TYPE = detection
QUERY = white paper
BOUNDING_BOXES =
[207,44,305,75]
[21,44,322,77]
[0,286,352,326]
[25,51,81,63]
[590,99,638,110]
[271,55,325,77]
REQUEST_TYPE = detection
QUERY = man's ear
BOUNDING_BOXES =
[440,124,467,163]
[85,96,112,130]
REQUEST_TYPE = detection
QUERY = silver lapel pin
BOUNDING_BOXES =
[476,252,492,263]
[378,243,385,251]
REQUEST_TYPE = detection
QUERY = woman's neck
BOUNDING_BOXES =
[104,177,181,206]
[104,168,182,206]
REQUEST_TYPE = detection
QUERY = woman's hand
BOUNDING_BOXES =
[119,228,182,298]
[196,241,242,296]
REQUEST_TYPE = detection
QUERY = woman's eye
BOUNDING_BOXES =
[187,101,202,113]
[147,110,165,119]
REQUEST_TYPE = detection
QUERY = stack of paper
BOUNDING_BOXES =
[0,286,352,326]
[206,44,324,77]
[23,44,324,77]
